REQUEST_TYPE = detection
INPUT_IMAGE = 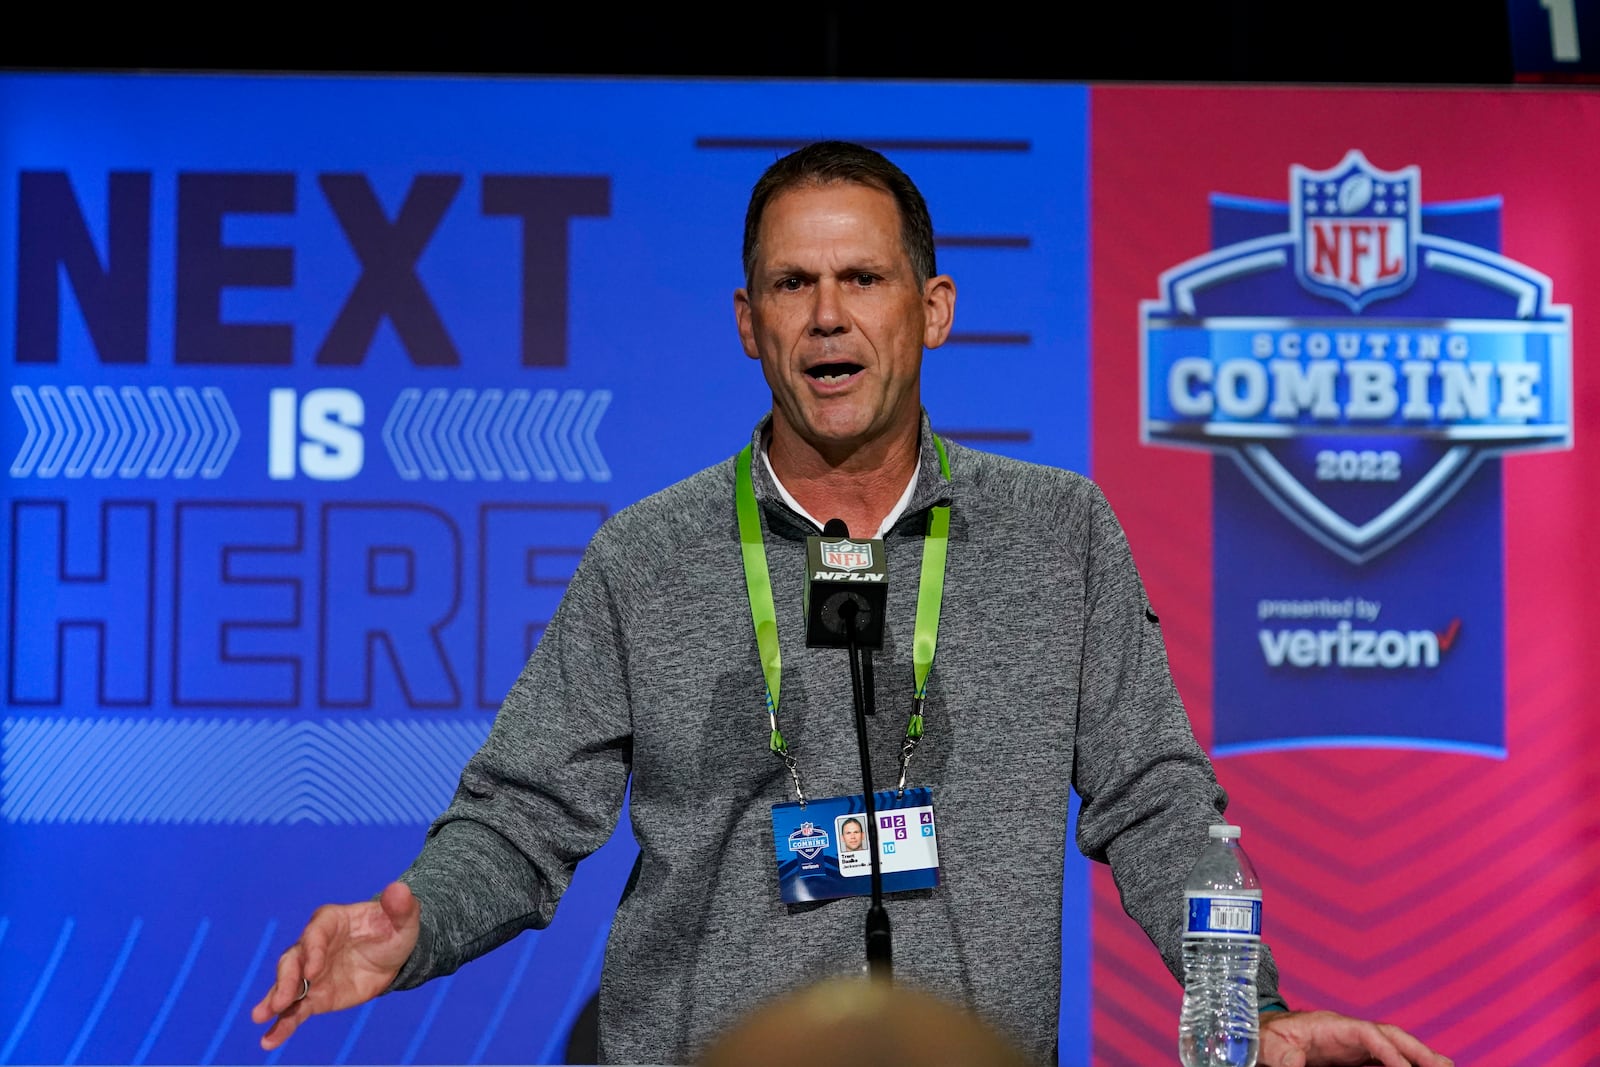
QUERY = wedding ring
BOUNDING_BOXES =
[294,977,310,1003]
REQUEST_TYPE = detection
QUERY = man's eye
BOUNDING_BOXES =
[778,277,803,291]
[854,273,877,286]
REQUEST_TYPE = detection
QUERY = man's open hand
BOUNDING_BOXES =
[1260,1009,1452,1067]
[250,881,421,1050]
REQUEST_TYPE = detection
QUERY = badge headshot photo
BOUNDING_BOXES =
[836,815,870,871]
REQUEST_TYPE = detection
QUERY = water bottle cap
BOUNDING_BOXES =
[1208,823,1242,839]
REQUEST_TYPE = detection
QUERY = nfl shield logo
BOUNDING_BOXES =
[1292,149,1419,311]
[820,539,873,571]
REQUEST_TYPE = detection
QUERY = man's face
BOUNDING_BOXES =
[735,183,955,461]
[842,822,864,851]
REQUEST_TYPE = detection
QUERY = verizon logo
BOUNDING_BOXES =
[1259,619,1460,670]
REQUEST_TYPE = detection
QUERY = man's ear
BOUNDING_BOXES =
[734,288,760,360]
[922,275,957,350]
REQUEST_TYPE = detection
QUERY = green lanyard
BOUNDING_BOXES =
[735,437,951,803]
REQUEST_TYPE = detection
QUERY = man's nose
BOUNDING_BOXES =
[808,282,848,335]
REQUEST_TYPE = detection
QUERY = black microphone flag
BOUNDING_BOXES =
[804,519,888,649]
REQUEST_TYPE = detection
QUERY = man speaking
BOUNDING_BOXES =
[254,142,1449,1067]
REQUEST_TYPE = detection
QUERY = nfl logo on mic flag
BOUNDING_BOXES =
[805,535,888,648]
[820,539,873,571]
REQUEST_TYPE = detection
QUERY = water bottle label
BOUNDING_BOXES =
[1185,893,1261,938]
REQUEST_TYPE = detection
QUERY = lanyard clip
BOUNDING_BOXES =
[897,696,927,796]
[770,720,806,807]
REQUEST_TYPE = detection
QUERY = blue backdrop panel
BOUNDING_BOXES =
[0,75,1092,1064]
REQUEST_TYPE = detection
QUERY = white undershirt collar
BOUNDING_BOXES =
[759,446,919,538]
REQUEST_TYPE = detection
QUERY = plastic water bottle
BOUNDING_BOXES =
[1178,823,1262,1067]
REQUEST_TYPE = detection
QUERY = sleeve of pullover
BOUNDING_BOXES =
[1068,485,1284,1007]
[390,528,633,989]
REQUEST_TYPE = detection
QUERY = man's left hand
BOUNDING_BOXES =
[1259,1009,1453,1067]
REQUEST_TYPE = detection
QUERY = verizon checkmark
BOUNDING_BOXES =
[1437,618,1462,651]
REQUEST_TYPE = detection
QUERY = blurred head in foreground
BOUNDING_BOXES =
[698,978,1032,1067]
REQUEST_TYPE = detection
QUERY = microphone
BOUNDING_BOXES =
[808,517,895,981]
[804,518,887,649]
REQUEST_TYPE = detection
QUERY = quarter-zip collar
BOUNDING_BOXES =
[745,411,956,540]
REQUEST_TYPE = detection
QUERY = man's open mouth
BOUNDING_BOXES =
[806,362,863,384]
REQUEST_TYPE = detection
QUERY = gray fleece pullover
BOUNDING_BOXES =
[394,415,1282,1063]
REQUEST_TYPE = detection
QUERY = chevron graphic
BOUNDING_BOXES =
[1092,739,1600,1067]
[1085,613,1591,1054]
[9,385,240,480]
[382,388,611,483]
[1,717,491,825]
[1086,466,1600,1067]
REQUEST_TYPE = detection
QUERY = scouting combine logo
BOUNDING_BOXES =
[787,822,830,860]
[1141,150,1572,563]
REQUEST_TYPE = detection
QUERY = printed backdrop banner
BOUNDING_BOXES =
[1091,86,1599,1067]
[3,74,1598,1067]
[0,75,1091,1065]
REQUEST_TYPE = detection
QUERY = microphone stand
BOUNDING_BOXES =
[841,601,893,981]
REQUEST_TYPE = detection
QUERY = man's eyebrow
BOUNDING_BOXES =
[755,257,902,281]
[839,257,904,274]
